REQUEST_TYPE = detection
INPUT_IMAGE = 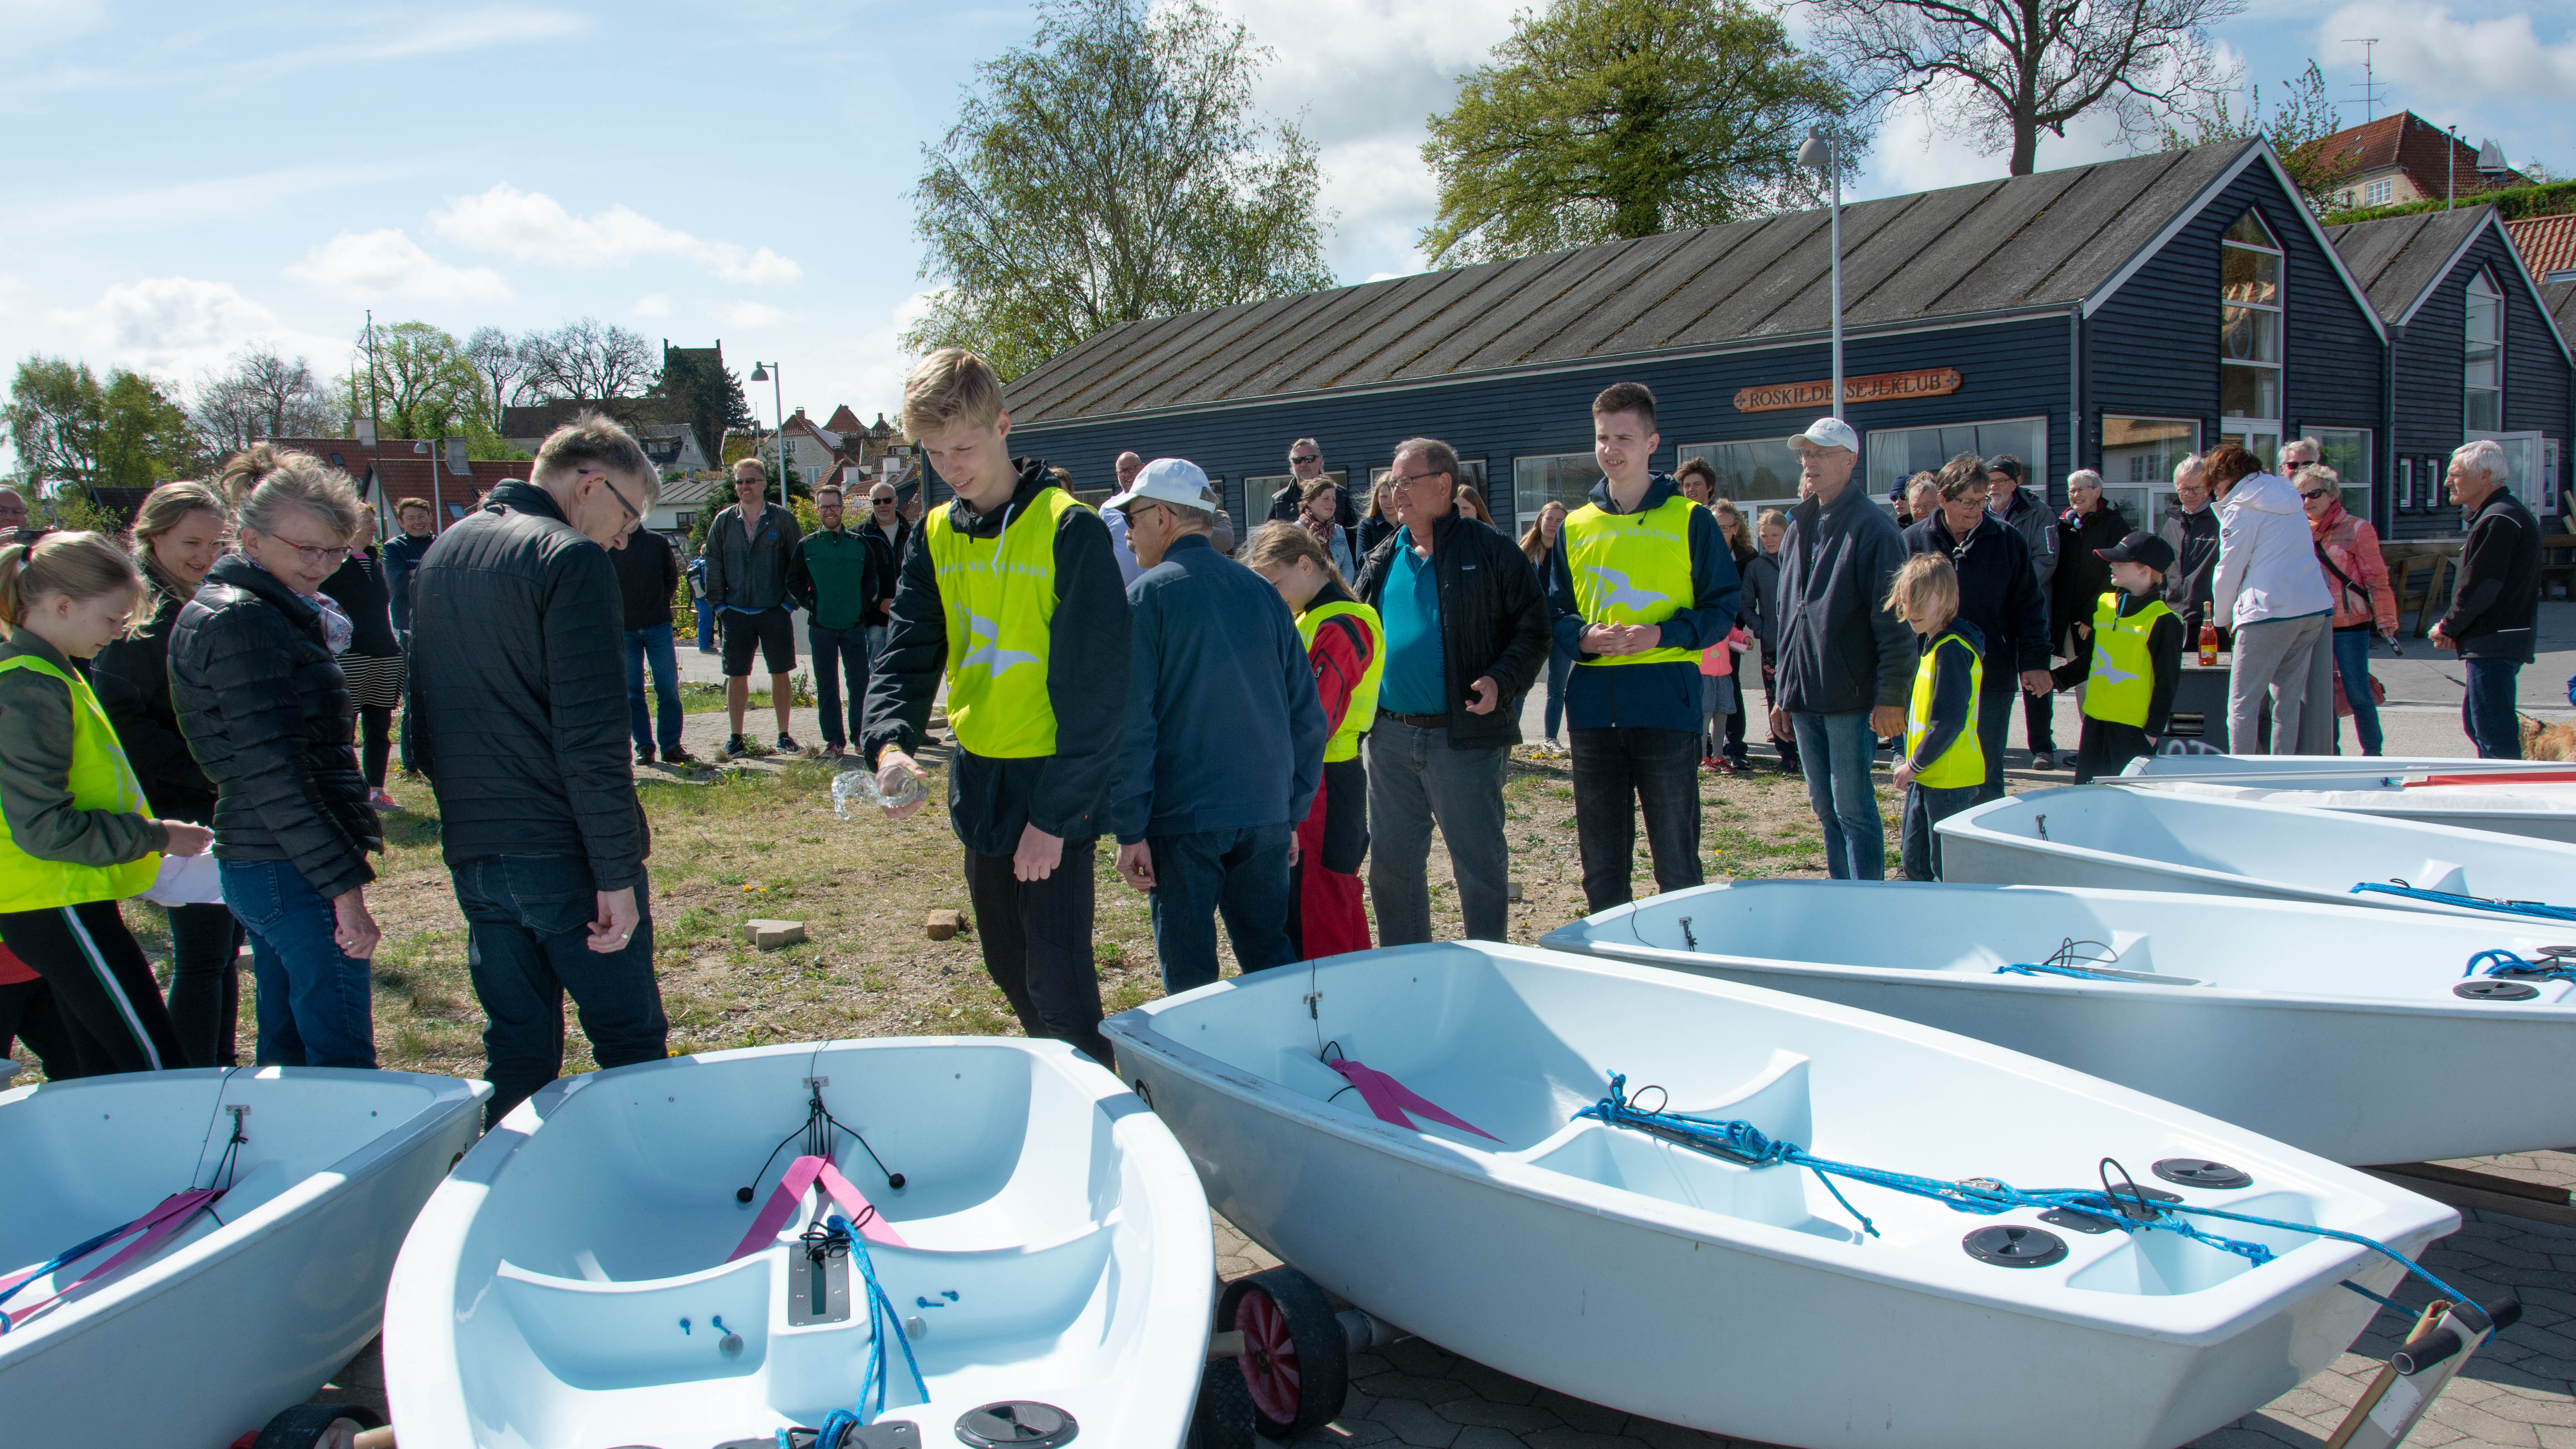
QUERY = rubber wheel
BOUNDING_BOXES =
[252,1402,385,1449]
[1217,1266,1348,1438]
[1187,1356,1257,1449]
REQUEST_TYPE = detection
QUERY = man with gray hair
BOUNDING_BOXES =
[2278,437,2322,474]
[2433,438,2540,757]
[410,413,670,1123]
[0,485,42,547]
[1265,437,1356,528]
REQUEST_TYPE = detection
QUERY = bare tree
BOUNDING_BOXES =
[520,318,657,402]
[463,327,535,426]
[193,345,338,453]
[1808,0,2243,176]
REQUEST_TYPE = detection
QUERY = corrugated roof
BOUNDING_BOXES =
[1006,141,2257,426]
[2545,280,2576,337]
[2324,207,2490,323]
[2508,214,2576,283]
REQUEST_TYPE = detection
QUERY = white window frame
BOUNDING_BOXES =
[1860,417,2049,506]
[2466,430,2550,511]
[2464,269,2504,434]
[2103,416,2201,534]
[2364,178,2394,206]
[1675,436,1805,515]
[2304,427,2373,520]
[1509,453,1600,526]
[2220,210,2284,459]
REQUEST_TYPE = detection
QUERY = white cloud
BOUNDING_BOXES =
[2318,3,2576,101]
[0,162,384,243]
[1857,88,2138,201]
[285,229,514,304]
[44,276,347,381]
[719,301,789,329]
[634,293,671,318]
[0,0,107,57]
[431,184,803,285]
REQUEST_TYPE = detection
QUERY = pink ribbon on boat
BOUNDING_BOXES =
[0,1187,225,1330]
[727,1154,907,1261]
[1326,1058,1500,1141]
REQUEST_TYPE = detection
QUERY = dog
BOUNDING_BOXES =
[2519,714,2576,761]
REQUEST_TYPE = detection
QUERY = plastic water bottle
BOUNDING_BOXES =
[832,765,925,818]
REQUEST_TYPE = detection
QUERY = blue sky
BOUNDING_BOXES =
[4,0,2571,464]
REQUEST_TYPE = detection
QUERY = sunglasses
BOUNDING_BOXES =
[2299,487,2335,501]
[1289,454,1319,465]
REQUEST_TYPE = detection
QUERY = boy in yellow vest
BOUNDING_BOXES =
[863,349,1132,1069]
[2048,532,2185,783]
[1887,553,1984,881]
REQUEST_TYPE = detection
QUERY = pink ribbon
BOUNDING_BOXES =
[1327,1058,1500,1141]
[728,1155,907,1261]
[1,1187,225,1329]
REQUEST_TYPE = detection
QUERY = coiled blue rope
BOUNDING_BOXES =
[1992,937,2140,983]
[1575,1074,2482,1312]
[809,1215,927,1449]
[2464,949,2576,983]
[2352,882,2576,922]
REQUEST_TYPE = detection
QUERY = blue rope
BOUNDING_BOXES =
[2352,882,2576,922]
[1996,962,2146,983]
[1992,937,2137,984]
[811,1215,926,1449]
[1575,1074,2483,1312]
[2464,949,2576,983]
[0,1217,146,1329]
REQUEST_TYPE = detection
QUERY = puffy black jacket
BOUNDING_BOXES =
[1902,510,2050,680]
[1352,509,1551,750]
[408,480,646,890]
[169,554,379,899]
[92,565,220,823]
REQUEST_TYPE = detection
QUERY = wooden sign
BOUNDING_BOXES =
[1734,368,1962,414]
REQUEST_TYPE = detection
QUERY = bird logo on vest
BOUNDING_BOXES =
[960,609,1039,675]
[2090,642,2141,688]
[1583,566,1670,611]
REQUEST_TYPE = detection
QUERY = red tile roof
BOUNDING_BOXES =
[2311,113,2529,199]
[823,405,865,435]
[2508,214,2576,282]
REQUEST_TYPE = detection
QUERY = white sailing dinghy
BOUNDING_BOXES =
[1938,784,2576,921]
[2113,757,2576,843]
[386,1037,1213,1449]
[0,1066,488,1449]
[1104,942,2471,1449]
[1540,879,2576,1164]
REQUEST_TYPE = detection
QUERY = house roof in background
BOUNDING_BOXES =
[1004,140,2290,427]
[2508,214,2576,283]
[2310,113,2530,195]
[2544,280,2576,339]
[655,474,729,507]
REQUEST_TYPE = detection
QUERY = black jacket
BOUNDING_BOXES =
[1902,510,2050,683]
[861,459,1132,856]
[408,480,648,890]
[2442,488,2541,662]
[92,564,220,824]
[321,547,402,660]
[1353,509,1551,750]
[169,555,379,899]
[1267,480,1360,530]
[2158,505,2222,630]
[612,531,679,631]
[383,530,436,635]
[2050,502,2128,655]
[1772,483,1913,715]
[859,518,912,627]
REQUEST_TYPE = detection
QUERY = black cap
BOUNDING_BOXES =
[1985,455,2023,483]
[2096,531,2175,573]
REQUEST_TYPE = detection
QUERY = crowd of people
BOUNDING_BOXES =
[0,347,2553,1093]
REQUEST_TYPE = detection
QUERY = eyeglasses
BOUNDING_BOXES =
[263,536,351,567]
[1289,454,1319,465]
[872,495,897,506]
[1386,470,1447,492]
[588,471,645,535]
[2299,487,2335,501]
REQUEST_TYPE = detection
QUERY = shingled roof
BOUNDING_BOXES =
[2325,207,2492,324]
[1006,140,2311,427]
[2508,214,2576,284]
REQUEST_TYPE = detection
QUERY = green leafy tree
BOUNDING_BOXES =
[96,371,201,488]
[5,356,201,491]
[1422,0,1858,266]
[650,346,756,465]
[906,0,1335,379]
[358,321,482,441]
[2159,62,2354,204]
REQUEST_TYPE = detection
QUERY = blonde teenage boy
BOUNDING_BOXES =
[863,349,1132,1069]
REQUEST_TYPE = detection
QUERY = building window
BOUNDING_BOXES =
[1375,460,1490,522]
[1511,453,1602,526]
[2364,178,2394,206]
[1674,438,1803,510]
[676,512,697,531]
[2305,427,2373,517]
[1247,469,1351,519]
[1862,417,2047,503]
[2465,269,2503,432]
[2220,210,2283,461]
[2103,417,2200,533]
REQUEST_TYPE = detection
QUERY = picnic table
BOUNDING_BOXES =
[2380,538,2462,639]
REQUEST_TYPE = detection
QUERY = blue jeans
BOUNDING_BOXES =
[219,858,376,1069]
[2464,657,2523,759]
[693,598,717,652]
[2330,629,2383,756]
[452,854,669,1124]
[1543,640,1575,741]
[809,623,870,749]
[1791,711,1886,881]
[1901,782,1981,881]
[624,623,684,753]
[1148,823,1296,995]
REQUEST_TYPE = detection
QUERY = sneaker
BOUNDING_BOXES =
[821,743,844,761]
[776,733,801,756]
[1775,755,1801,775]
[724,734,751,759]
[635,746,656,766]
[367,788,398,811]
[2029,750,2060,770]
[662,745,700,766]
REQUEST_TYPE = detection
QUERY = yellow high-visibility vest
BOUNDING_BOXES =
[1563,494,1700,667]
[1905,630,1986,790]
[2082,592,2173,728]
[924,487,1087,758]
[0,652,159,910]
[1296,599,1385,763]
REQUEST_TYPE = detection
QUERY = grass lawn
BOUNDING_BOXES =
[70,743,1887,1085]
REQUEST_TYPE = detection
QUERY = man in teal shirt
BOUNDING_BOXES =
[787,481,887,760]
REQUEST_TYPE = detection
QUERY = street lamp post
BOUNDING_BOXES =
[1798,126,1844,417]
[749,361,786,511]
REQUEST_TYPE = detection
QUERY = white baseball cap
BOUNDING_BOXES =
[1787,417,1859,454]
[1105,457,1217,515]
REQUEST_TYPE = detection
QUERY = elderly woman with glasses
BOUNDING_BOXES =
[2298,463,2399,755]
[169,446,385,1069]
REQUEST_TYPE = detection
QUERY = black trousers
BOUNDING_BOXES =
[165,901,245,1069]
[1974,686,2018,802]
[1570,727,1704,913]
[963,841,1113,1071]
[2020,682,2057,754]
[0,977,77,1078]
[0,901,185,1075]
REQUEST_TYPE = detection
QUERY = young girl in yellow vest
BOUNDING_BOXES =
[2048,532,2185,783]
[0,532,213,1075]
[1245,522,1383,959]
[1886,553,1985,881]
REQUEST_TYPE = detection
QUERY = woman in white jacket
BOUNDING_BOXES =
[2206,443,2335,754]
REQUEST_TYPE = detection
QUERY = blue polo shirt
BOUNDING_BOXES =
[1378,531,1447,715]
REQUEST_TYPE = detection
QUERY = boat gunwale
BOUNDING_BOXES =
[2109,780,2576,826]
[1104,943,2453,1347]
